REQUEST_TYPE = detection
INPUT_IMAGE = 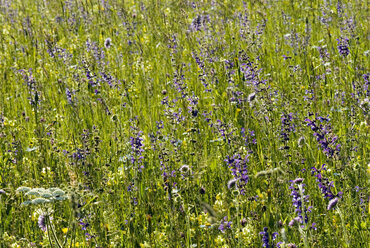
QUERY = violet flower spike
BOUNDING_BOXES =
[38,214,47,232]
[327,197,339,210]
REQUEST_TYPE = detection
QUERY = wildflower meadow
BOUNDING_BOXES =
[0,0,369,247]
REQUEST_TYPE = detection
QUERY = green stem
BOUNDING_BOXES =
[337,208,350,247]
[46,216,54,248]
[47,215,62,248]
[62,212,74,247]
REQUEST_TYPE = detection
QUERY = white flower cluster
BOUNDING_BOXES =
[16,186,68,206]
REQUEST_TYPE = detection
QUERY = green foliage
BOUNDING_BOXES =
[0,0,368,247]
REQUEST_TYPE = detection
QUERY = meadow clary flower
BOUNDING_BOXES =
[219,217,232,233]
[311,223,317,230]
[337,37,349,57]
[225,154,249,195]
[287,244,297,248]
[288,217,302,227]
[289,178,312,227]
[104,38,112,48]
[65,88,73,104]
[259,227,278,247]
[327,197,339,210]
[129,124,145,172]
[280,113,295,142]
[311,165,342,200]
[305,115,341,158]
[38,214,47,232]
[292,178,304,184]
[259,227,270,248]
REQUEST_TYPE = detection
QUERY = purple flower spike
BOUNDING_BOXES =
[38,214,47,232]
[292,178,304,184]
[337,37,349,57]
[219,217,232,233]
[327,197,339,210]
[104,38,112,48]
[259,227,270,248]
[312,223,317,230]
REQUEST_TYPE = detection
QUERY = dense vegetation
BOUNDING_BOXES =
[0,0,369,247]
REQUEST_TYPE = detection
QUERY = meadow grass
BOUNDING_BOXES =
[0,0,369,247]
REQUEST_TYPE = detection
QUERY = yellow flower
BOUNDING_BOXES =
[140,242,151,247]
[215,235,225,246]
[197,214,204,224]
[62,228,68,234]
[332,216,338,227]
